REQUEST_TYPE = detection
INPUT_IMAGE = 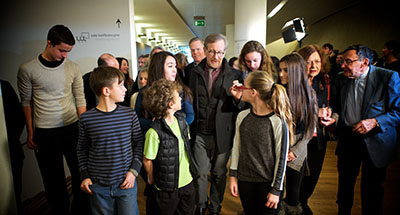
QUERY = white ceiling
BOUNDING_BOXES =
[134,0,360,49]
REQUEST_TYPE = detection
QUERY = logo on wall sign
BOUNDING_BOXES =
[76,32,121,43]
[76,32,90,42]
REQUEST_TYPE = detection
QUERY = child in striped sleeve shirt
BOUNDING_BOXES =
[77,66,144,215]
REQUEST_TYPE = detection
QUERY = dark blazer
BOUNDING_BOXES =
[183,62,197,86]
[335,66,400,167]
[188,58,244,153]
[83,72,96,110]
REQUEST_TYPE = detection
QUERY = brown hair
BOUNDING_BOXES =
[297,44,330,74]
[148,51,192,102]
[175,53,189,69]
[89,66,124,96]
[279,53,318,140]
[247,71,294,146]
[239,40,276,76]
[142,79,182,118]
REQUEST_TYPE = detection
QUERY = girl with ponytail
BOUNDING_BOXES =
[229,71,293,215]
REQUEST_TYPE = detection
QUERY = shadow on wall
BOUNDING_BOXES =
[0,40,43,85]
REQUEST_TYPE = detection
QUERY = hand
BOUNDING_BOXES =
[318,107,331,118]
[265,193,279,209]
[120,171,136,189]
[81,178,93,195]
[320,117,336,127]
[352,118,377,135]
[26,134,38,150]
[230,80,243,101]
[229,176,239,197]
[147,176,154,185]
[287,151,296,162]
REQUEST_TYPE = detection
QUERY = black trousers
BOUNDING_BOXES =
[299,137,327,206]
[147,182,195,215]
[238,180,281,215]
[336,127,387,215]
[34,122,90,215]
[284,161,305,206]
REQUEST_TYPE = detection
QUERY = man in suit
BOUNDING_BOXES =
[334,44,400,215]
[188,33,244,215]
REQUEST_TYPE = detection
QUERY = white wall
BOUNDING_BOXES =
[0,0,137,201]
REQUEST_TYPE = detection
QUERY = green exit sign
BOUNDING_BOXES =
[194,20,205,26]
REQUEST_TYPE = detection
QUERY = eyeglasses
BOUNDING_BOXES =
[207,49,225,57]
[306,60,321,65]
[235,85,253,90]
[340,58,360,65]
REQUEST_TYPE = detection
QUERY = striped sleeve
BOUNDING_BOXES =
[130,111,144,174]
[77,117,90,180]
[269,115,289,195]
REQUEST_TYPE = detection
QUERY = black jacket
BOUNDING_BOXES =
[188,58,244,153]
[150,113,192,191]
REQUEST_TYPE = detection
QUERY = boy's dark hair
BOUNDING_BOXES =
[142,79,182,119]
[89,67,125,96]
[47,25,75,46]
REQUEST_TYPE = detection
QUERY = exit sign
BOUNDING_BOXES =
[194,20,205,26]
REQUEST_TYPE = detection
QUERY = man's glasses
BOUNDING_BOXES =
[207,49,225,57]
[340,58,360,65]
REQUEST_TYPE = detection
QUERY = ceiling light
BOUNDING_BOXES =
[138,33,147,38]
[267,0,288,20]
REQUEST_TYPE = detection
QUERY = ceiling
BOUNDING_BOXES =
[134,0,360,50]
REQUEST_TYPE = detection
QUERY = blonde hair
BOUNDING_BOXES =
[247,71,294,146]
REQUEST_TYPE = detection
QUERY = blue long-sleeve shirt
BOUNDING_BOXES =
[77,105,144,185]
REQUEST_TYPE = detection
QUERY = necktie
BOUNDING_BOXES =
[208,68,214,97]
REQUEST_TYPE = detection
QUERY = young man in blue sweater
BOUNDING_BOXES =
[77,66,144,215]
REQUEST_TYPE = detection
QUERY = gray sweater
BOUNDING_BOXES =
[17,57,86,128]
[230,109,289,195]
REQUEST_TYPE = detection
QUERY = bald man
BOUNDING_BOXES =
[97,53,120,69]
[83,53,120,110]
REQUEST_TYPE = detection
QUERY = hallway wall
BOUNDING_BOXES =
[0,0,136,201]
[267,1,399,58]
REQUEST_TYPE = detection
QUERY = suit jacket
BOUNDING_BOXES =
[335,65,400,167]
[83,72,97,110]
[188,58,244,153]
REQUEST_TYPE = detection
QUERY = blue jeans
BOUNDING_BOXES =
[89,181,139,215]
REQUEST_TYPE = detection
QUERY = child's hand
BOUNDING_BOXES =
[81,178,93,195]
[229,176,239,197]
[120,171,136,190]
[287,151,296,162]
[265,193,279,209]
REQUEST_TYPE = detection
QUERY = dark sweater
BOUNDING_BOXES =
[77,105,144,185]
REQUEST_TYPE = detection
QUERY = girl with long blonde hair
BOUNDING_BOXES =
[229,71,293,215]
